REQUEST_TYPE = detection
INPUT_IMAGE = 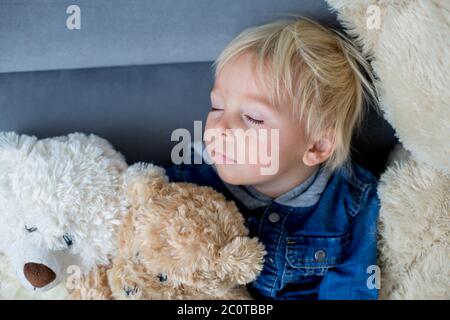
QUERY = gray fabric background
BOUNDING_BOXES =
[0,0,336,73]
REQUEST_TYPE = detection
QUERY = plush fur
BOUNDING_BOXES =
[71,163,266,300]
[378,160,449,299]
[326,0,450,172]
[0,132,127,299]
[326,0,449,299]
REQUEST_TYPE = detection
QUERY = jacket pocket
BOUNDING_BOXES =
[284,233,350,277]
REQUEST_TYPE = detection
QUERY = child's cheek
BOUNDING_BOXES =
[256,127,279,169]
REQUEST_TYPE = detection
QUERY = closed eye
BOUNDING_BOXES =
[63,233,74,247]
[244,114,264,125]
[25,225,37,233]
[157,273,168,282]
[210,106,224,112]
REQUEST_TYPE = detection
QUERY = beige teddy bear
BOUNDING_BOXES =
[71,163,266,300]
[326,0,449,299]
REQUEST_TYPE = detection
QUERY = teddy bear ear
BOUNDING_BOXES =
[0,132,37,168]
[125,163,169,205]
[66,133,128,171]
[0,132,37,190]
[217,237,266,285]
[125,163,168,185]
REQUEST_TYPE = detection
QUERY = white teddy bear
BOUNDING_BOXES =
[0,132,128,299]
[326,0,449,299]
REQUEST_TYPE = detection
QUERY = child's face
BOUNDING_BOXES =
[204,52,315,188]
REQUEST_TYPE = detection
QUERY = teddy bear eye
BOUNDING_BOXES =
[63,233,74,247]
[25,225,38,233]
[157,273,167,282]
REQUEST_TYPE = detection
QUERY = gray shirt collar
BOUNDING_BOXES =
[192,141,332,209]
[222,165,331,209]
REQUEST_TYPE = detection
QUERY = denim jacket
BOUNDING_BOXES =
[165,148,380,300]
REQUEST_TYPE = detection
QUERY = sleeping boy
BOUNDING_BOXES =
[166,18,380,300]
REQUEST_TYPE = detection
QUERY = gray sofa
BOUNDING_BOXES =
[0,0,396,175]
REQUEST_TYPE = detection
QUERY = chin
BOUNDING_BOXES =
[215,165,241,185]
[215,164,264,186]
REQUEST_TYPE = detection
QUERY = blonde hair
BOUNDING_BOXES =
[213,17,376,171]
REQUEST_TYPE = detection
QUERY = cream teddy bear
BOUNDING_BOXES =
[326,0,449,299]
[0,132,127,299]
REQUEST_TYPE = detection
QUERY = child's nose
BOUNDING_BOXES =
[215,111,241,133]
[215,114,231,133]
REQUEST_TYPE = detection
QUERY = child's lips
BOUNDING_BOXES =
[213,150,237,164]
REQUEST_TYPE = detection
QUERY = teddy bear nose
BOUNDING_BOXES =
[23,263,57,288]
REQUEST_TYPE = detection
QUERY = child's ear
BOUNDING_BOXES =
[217,237,266,285]
[302,131,336,166]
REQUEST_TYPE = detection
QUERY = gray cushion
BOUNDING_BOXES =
[0,0,336,73]
[0,63,212,165]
